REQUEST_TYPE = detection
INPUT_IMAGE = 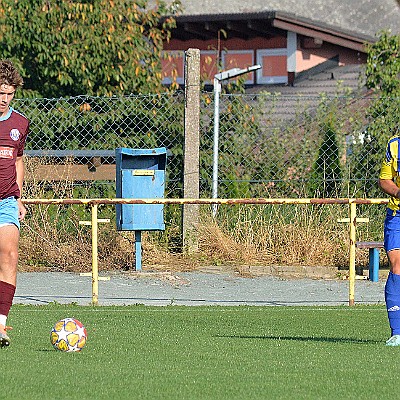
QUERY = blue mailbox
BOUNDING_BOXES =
[115,147,167,270]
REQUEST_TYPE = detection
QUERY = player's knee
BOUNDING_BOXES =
[0,248,18,269]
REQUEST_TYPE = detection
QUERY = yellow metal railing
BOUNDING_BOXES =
[22,197,390,306]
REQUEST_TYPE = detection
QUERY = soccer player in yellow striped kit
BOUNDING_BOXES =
[379,133,400,346]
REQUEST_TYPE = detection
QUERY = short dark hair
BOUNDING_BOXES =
[0,60,23,89]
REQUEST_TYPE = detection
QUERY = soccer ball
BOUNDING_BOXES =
[50,318,87,352]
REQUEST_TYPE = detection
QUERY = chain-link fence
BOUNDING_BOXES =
[200,91,399,200]
[14,91,399,200]
[15,93,185,197]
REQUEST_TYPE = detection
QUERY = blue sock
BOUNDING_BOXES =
[385,272,400,335]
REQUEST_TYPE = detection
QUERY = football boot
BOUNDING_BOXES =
[386,335,400,346]
[0,326,11,348]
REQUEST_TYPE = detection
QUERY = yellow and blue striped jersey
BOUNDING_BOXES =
[380,135,400,211]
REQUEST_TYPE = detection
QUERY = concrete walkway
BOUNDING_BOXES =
[14,271,386,306]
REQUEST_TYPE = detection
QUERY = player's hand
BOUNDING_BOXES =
[17,198,26,221]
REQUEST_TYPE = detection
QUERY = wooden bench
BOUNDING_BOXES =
[24,150,116,181]
[355,241,384,282]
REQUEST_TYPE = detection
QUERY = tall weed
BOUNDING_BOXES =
[19,158,385,272]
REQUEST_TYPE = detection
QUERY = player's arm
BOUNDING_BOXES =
[379,152,400,197]
[379,178,400,198]
[15,155,26,220]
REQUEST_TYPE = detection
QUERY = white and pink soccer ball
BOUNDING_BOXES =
[50,318,87,352]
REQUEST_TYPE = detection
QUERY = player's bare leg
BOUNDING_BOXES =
[0,225,19,347]
[388,250,400,275]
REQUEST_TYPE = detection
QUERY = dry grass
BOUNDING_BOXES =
[19,157,356,274]
[18,203,352,273]
[197,205,349,271]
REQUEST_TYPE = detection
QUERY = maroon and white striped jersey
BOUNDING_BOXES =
[0,107,29,199]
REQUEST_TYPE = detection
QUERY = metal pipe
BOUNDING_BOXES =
[135,231,142,271]
[349,202,357,306]
[212,77,221,217]
[91,204,99,305]
[22,196,389,306]
[22,197,390,205]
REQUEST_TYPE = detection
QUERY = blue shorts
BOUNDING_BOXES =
[384,208,400,252]
[0,197,19,230]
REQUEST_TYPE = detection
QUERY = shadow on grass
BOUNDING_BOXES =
[215,334,381,344]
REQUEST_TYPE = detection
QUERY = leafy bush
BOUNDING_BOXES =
[0,0,181,97]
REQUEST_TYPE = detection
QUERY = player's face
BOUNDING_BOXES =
[0,84,16,117]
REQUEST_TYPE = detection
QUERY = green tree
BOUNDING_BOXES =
[350,30,400,197]
[0,0,181,97]
[365,30,400,95]
[308,113,343,198]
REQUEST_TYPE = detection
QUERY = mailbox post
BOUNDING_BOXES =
[115,147,167,270]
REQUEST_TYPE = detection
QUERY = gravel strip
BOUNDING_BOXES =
[14,271,386,306]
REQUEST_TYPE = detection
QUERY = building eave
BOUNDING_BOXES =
[171,11,375,51]
[273,12,375,52]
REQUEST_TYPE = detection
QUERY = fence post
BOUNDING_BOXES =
[91,204,99,306]
[182,48,201,253]
[349,202,357,306]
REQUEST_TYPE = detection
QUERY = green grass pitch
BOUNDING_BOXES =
[0,304,396,399]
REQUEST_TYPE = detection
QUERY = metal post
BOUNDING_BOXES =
[212,77,221,217]
[91,204,99,305]
[135,231,142,271]
[369,248,380,282]
[349,202,357,306]
[79,214,111,302]
[211,65,261,217]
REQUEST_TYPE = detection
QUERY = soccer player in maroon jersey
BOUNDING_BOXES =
[0,60,29,348]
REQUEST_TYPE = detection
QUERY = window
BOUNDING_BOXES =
[256,49,288,84]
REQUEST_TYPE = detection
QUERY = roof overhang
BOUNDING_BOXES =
[170,11,374,52]
[273,12,372,52]
[171,12,278,41]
